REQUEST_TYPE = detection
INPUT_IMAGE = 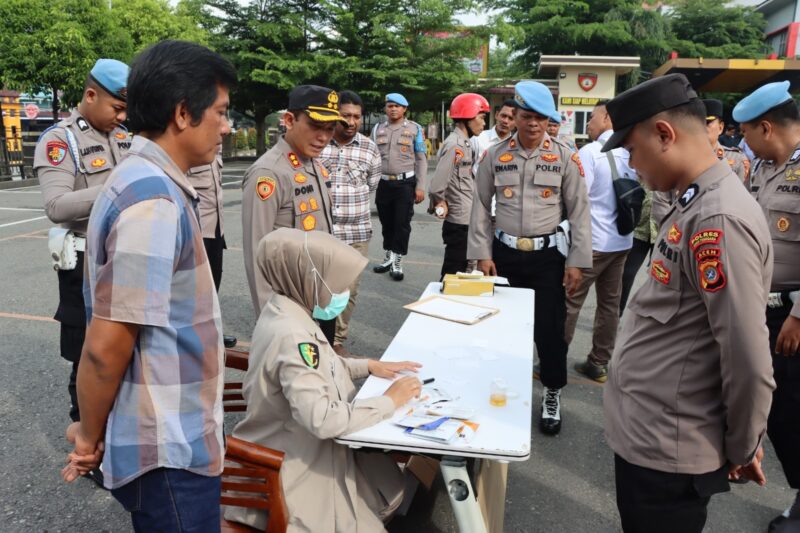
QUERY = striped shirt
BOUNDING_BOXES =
[84,136,225,490]
[319,133,382,244]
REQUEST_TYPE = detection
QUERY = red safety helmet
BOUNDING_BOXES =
[450,93,491,119]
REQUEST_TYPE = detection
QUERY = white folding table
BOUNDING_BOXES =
[336,282,534,532]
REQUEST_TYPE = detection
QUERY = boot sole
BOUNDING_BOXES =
[373,266,391,273]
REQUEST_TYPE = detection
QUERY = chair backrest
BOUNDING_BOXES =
[224,348,250,413]
[222,436,288,533]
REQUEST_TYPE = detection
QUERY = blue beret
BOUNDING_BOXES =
[386,93,409,107]
[733,81,792,123]
[90,59,129,101]
[513,81,558,120]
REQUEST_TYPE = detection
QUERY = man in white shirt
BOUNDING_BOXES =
[471,99,516,175]
[564,100,636,382]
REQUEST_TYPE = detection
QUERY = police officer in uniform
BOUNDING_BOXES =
[371,93,428,281]
[734,81,800,533]
[428,93,490,277]
[33,59,130,427]
[242,85,347,343]
[603,74,774,533]
[468,81,591,435]
[187,151,237,348]
[703,99,750,186]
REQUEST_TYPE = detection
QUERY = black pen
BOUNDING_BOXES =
[422,378,435,385]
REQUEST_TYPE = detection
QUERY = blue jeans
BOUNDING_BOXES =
[111,468,221,532]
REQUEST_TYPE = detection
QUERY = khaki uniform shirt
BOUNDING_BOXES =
[34,109,130,235]
[372,120,427,189]
[715,143,751,187]
[467,133,592,268]
[242,137,334,312]
[751,145,800,319]
[227,294,403,533]
[428,128,474,225]
[604,161,775,474]
[187,153,224,239]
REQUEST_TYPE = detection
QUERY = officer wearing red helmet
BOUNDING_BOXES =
[428,93,490,276]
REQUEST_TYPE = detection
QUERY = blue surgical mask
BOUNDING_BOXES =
[305,233,350,320]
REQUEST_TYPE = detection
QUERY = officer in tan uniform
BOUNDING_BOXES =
[603,74,775,533]
[428,92,489,277]
[226,228,422,533]
[371,93,428,281]
[735,81,800,533]
[468,81,591,435]
[187,151,237,348]
[33,59,129,428]
[703,99,750,186]
[242,85,346,330]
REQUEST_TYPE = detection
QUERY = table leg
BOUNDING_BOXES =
[476,460,508,532]
[440,456,488,533]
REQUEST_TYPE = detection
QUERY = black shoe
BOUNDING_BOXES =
[84,468,107,490]
[223,335,237,348]
[390,254,404,281]
[374,250,394,273]
[768,515,786,533]
[539,387,562,435]
[574,359,608,383]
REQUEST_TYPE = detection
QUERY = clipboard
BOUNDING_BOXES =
[403,295,499,325]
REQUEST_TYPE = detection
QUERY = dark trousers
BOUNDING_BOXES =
[111,468,221,533]
[203,233,226,292]
[767,303,800,488]
[493,240,567,389]
[56,251,86,422]
[440,220,469,279]
[375,178,415,255]
[619,238,653,316]
[614,454,729,533]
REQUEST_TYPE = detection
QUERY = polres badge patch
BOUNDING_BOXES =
[698,259,726,292]
[46,141,68,165]
[298,342,320,369]
[256,176,276,201]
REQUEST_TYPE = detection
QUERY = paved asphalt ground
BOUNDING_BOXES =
[0,160,794,532]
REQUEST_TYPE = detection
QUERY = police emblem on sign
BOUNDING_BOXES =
[578,73,598,92]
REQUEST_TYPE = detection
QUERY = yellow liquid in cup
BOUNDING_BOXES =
[489,393,507,407]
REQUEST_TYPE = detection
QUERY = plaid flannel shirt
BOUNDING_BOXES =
[318,133,382,244]
[84,136,225,489]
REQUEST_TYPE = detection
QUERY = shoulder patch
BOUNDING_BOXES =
[689,229,723,250]
[667,223,682,244]
[256,176,276,201]
[46,140,68,166]
[76,117,90,132]
[695,247,721,263]
[698,258,726,292]
[298,342,320,369]
[288,152,302,169]
[678,184,699,207]
[571,152,585,177]
[650,260,671,285]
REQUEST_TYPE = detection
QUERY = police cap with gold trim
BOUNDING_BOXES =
[601,73,698,153]
[288,85,348,124]
[702,99,723,122]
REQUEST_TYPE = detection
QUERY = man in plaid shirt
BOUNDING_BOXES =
[319,90,382,356]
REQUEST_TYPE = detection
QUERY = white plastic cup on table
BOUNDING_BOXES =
[490,378,508,407]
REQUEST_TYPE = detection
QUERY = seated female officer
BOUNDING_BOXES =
[226,228,422,532]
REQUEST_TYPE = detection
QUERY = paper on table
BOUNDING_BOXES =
[405,295,498,324]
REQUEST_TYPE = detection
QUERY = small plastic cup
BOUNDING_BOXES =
[489,378,508,407]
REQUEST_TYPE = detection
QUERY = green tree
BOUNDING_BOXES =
[111,0,208,52]
[667,0,769,59]
[0,0,132,118]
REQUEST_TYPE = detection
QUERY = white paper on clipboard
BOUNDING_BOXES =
[404,295,499,325]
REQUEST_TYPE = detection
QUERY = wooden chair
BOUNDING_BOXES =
[224,348,250,413]
[221,436,288,533]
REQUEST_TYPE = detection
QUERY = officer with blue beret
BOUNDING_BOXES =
[33,59,130,462]
[735,81,800,533]
[371,92,428,281]
[468,80,591,435]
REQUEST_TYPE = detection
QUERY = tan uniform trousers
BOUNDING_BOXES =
[565,249,630,365]
[334,240,370,345]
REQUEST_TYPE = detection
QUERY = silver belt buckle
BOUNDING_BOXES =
[516,237,534,252]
